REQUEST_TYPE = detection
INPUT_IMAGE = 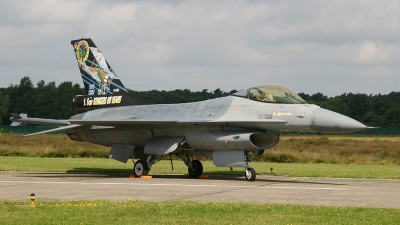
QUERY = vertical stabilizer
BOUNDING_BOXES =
[71,38,128,96]
[71,38,152,110]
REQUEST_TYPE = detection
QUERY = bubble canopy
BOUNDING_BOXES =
[232,85,306,104]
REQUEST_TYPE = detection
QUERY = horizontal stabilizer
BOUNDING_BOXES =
[22,124,83,137]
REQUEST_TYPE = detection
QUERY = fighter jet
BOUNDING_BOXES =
[10,38,370,181]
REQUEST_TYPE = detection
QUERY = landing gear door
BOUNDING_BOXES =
[212,151,246,167]
[144,136,184,155]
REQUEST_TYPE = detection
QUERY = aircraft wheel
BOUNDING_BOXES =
[134,160,149,177]
[245,167,256,181]
[188,160,203,177]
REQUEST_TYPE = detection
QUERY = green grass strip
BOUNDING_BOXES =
[1,199,399,225]
[1,157,399,179]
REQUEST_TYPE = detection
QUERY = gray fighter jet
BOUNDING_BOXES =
[10,38,369,181]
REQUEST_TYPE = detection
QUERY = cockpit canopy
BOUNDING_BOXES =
[232,85,306,104]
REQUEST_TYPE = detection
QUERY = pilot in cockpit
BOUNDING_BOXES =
[262,93,276,103]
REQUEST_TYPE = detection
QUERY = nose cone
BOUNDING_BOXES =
[310,108,367,133]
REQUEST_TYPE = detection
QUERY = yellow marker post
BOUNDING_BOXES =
[270,167,274,176]
[29,193,36,207]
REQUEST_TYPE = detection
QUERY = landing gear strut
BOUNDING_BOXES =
[133,155,162,177]
[245,152,256,181]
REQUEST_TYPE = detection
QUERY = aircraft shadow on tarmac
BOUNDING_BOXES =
[21,169,346,186]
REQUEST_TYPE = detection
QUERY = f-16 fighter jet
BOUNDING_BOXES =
[11,38,369,181]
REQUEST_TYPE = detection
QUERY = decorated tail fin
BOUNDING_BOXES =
[71,38,128,96]
[71,38,151,110]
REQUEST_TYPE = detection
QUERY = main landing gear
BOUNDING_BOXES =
[133,155,204,178]
[133,159,149,177]
[133,155,158,177]
[132,153,255,181]
[180,155,203,177]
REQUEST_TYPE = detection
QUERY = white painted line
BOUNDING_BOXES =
[260,187,348,190]
[0,180,349,191]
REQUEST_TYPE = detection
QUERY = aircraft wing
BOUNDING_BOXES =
[68,118,288,130]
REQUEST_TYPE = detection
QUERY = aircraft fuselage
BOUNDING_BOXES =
[67,95,362,150]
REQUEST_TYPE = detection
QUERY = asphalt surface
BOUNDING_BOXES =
[0,172,398,208]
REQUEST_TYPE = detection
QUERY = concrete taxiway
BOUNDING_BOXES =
[0,172,398,208]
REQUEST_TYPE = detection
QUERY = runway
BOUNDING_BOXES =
[0,172,398,208]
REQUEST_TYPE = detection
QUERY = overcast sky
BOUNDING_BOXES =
[1,0,399,96]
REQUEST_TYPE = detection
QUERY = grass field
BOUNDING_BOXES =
[1,134,399,165]
[1,133,399,224]
[2,200,400,225]
[264,135,400,164]
[0,133,399,179]
[1,157,399,179]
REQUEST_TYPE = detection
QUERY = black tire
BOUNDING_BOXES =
[133,160,149,177]
[188,160,203,177]
[245,167,256,181]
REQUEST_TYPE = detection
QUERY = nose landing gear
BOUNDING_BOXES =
[245,167,256,181]
[245,152,256,181]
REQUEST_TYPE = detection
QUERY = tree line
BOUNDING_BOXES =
[1,76,399,126]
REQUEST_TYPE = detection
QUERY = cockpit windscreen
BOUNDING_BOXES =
[232,85,306,104]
